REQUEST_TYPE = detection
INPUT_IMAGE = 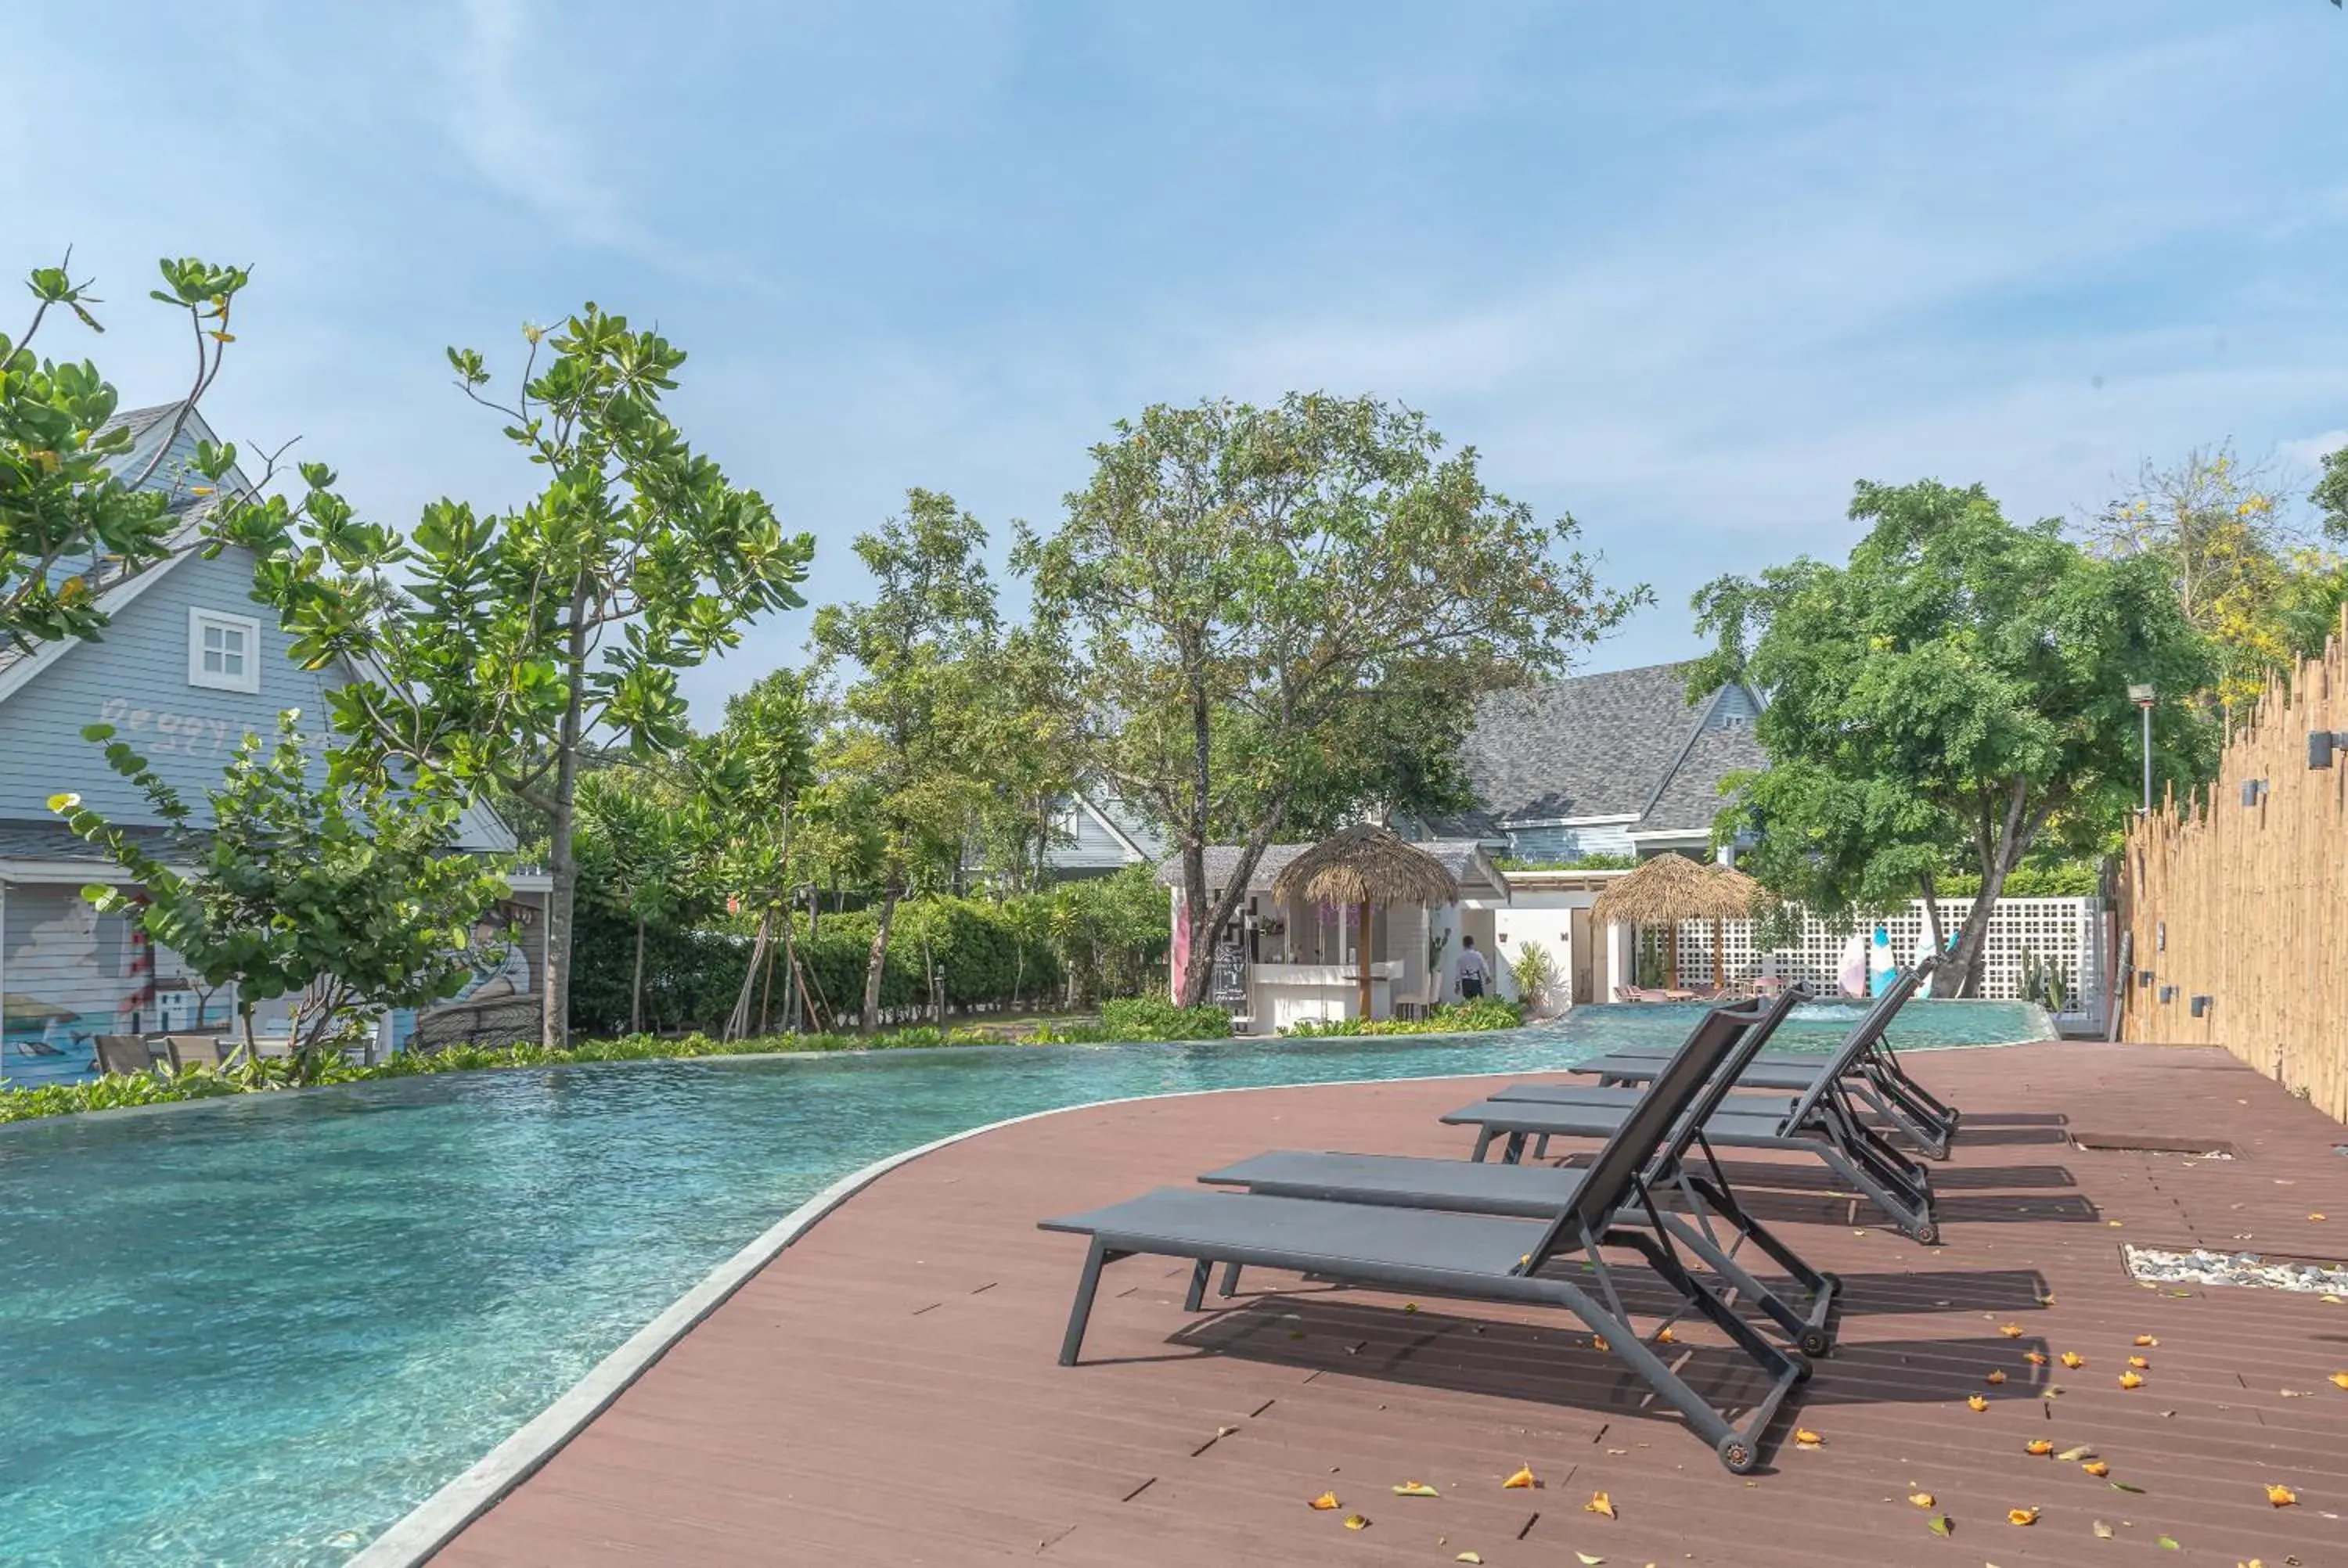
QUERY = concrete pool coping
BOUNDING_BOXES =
[0,999,2059,1138]
[350,1029,2056,1566]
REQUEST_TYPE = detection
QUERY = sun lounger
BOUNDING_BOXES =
[92,1035,158,1076]
[1566,965,1957,1157]
[1039,996,1814,1473]
[163,1034,228,1071]
[1198,991,1839,1357]
[1445,969,1941,1243]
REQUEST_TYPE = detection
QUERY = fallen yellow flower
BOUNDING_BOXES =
[1985,1368,2008,1385]
[2008,1506,2040,1526]
[1907,1491,1936,1509]
[1343,1513,1370,1530]
[1999,1322,2023,1338]
[1309,1492,1341,1510]
[1503,1465,1537,1490]
[2134,1335,2159,1347]
[2024,1350,2048,1366]
[2025,1439,2054,1456]
[1794,1427,1823,1448]
[2060,1351,2086,1368]
[2267,1483,2297,1507]
[2083,1461,2110,1477]
[2119,1371,2145,1390]
[1392,1481,1439,1498]
[1586,1491,1616,1519]
[1967,1394,1990,1412]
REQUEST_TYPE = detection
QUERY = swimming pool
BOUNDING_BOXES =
[0,1001,2047,1565]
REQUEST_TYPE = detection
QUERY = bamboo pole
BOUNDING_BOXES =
[1356,897,1373,1021]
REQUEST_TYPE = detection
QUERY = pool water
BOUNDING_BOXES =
[0,1001,2046,1565]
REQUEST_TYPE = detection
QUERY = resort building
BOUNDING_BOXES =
[0,403,547,1085]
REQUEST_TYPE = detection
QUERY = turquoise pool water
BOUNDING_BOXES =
[0,1001,2046,1565]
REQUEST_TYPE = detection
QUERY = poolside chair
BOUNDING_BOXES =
[163,1034,227,1071]
[1442,998,1941,1245]
[1566,962,1958,1158]
[1197,988,1841,1358]
[1039,993,1815,1473]
[93,1035,158,1076]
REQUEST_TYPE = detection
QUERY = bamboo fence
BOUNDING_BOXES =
[2118,606,2348,1123]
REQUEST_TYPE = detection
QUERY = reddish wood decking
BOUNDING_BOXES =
[438,1044,2348,1566]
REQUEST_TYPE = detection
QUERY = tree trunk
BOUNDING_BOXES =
[629,915,646,1034]
[541,573,593,1052]
[861,884,901,1030]
[1666,922,1680,990]
[1934,776,2041,999]
[1710,916,1724,992]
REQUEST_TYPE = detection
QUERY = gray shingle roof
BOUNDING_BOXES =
[1156,838,1499,894]
[1421,661,1715,832]
[1637,722,1767,834]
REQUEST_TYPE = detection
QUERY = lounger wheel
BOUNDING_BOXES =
[1797,1326,1831,1360]
[1716,1434,1758,1474]
[1909,1221,1940,1246]
[1818,1270,1842,1293]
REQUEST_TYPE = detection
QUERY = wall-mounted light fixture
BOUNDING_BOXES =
[2158,984,2178,1004]
[2240,779,2269,808]
[2155,921,2166,953]
[2190,995,2213,1019]
[2312,731,2347,770]
[2137,969,2155,988]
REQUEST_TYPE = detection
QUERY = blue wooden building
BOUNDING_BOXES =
[0,403,546,1085]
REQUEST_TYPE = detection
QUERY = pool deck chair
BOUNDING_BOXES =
[1446,972,1941,1244]
[1197,989,1840,1358]
[1568,965,1957,1158]
[1039,998,1814,1473]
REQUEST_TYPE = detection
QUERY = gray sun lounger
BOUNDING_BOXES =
[1446,969,1941,1243]
[1039,997,1814,1473]
[1197,989,1840,1358]
[1566,965,1957,1157]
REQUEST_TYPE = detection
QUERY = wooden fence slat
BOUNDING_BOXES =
[2119,606,2348,1124]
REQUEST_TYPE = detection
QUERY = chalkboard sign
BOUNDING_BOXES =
[1209,941,1248,1004]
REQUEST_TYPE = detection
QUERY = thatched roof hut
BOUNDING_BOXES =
[1590,854,1765,992]
[1272,826,1463,1017]
[1270,825,1463,908]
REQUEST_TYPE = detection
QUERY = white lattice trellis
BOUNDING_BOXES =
[1659,897,2105,1023]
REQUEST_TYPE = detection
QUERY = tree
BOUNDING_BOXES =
[1691,479,2216,998]
[811,489,1002,1027]
[2316,437,2348,543]
[1018,393,1646,1006]
[4,251,252,653]
[50,714,508,1081]
[700,669,819,1036]
[213,305,814,1049]
[574,767,708,1034]
[2079,444,2317,710]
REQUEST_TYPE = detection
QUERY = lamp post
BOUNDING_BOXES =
[2127,683,2156,815]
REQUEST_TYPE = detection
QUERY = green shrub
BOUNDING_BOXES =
[1284,998,1523,1037]
[1932,863,2101,899]
[1099,998,1231,1040]
[1496,852,1637,872]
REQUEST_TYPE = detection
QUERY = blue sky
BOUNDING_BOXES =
[9,2,2346,717]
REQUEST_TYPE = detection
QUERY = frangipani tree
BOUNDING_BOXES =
[213,305,814,1048]
[4,252,251,653]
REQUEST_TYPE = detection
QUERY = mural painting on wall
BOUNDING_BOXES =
[2,891,228,1088]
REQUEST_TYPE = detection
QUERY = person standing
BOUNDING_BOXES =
[1453,935,1490,1001]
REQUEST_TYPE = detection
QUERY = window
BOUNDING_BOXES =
[188,608,261,693]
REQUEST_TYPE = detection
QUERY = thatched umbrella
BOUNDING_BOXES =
[1272,826,1462,1020]
[1590,854,1765,992]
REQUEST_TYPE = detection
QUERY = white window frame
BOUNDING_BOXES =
[187,607,261,694]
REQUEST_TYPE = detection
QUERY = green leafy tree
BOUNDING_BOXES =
[3,251,251,652]
[212,305,814,1048]
[50,714,509,1080]
[700,668,819,1035]
[1691,479,2215,997]
[811,489,1001,1027]
[574,767,709,1034]
[1018,393,1646,1005]
[2314,435,2348,544]
[2080,444,2325,710]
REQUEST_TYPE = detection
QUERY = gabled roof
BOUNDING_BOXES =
[1635,722,1768,834]
[1419,660,1763,840]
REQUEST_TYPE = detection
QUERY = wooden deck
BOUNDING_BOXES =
[436,1044,2348,1566]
